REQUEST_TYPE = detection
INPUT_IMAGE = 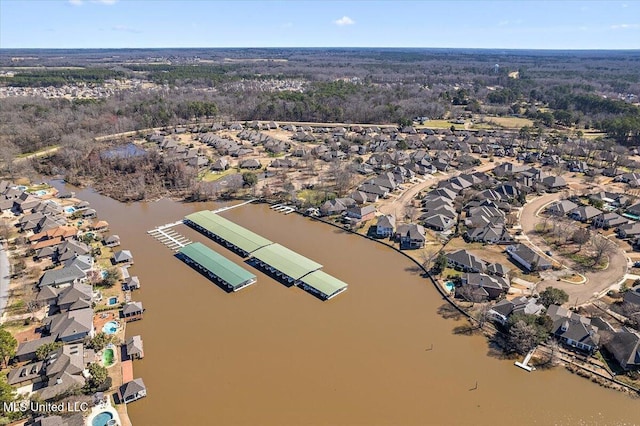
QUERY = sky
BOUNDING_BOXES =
[0,0,639,50]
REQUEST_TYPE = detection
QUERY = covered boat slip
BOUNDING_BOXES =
[298,270,348,300]
[178,242,256,292]
[251,243,322,283]
[184,211,272,256]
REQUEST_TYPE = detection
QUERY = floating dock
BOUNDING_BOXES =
[183,210,348,300]
[184,211,272,257]
[178,242,257,292]
[515,348,536,372]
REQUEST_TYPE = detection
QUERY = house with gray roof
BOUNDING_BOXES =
[592,212,628,229]
[547,304,599,353]
[541,175,567,191]
[45,307,94,342]
[506,244,552,272]
[125,335,144,360]
[603,328,640,371]
[345,205,377,222]
[15,335,57,362]
[395,224,426,249]
[546,200,578,216]
[617,222,640,239]
[39,265,86,288]
[119,378,147,404]
[57,240,91,263]
[464,225,513,245]
[103,234,121,248]
[446,249,486,272]
[489,296,545,325]
[569,205,602,223]
[423,214,455,232]
[459,273,509,300]
[124,276,141,291]
[376,214,396,237]
[113,250,133,264]
[56,282,92,312]
[122,301,144,322]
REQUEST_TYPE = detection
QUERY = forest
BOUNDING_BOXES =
[1,48,639,176]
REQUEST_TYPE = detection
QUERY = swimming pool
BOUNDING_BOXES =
[64,206,76,214]
[91,412,113,426]
[108,297,118,305]
[33,189,47,196]
[444,281,455,292]
[102,321,119,335]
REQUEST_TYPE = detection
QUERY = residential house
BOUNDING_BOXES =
[55,282,92,312]
[459,273,509,300]
[122,301,144,322]
[617,222,640,239]
[569,205,602,223]
[623,286,640,307]
[486,262,510,277]
[506,244,552,271]
[113,250,134,265]
[489,296,545,325]
[57,240,91,263]
[319,198,355,216]
[547,304,599,353]
[91,220,109,232]
[423,214,455,232]
[45,308,95,342]
[240,159,261,169]
[211,157,229,171]
[103,235,121,248]
[125,335,144,360]
[119,378,147,404]
[345,205,377,222]
[592,212,628,229]
[124,276,141,291]
[541,175,567,191]
[14,336,57,362]
[446,249,487,272]
[546,200,578,216]
[465,225,513,244]
[39,265,87,288]
[603,328,640,371]
[81,209,97,219]
[376,215,396,237]
[395,224,426,249]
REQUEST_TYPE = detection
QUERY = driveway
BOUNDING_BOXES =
[519,192,628,305]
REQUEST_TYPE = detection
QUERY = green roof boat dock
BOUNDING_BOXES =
[183,210,348,300]
[178,242,257,292]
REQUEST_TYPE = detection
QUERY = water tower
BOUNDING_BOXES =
[494,64,500,74]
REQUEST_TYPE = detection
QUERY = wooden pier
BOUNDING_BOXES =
[270,204,296,214]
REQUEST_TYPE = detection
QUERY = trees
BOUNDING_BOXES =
[0,375,20,422]
[539,287,569,308]
[591,234,616,266]
[571,228,591,251]
[87,332,115,351]
[506,314,552,355]
[85,363,109,393]
[242,171,258,187]
[35,341,63,361]
[0,327,17,368]
[99,267,121,288]
[432,252,448,275]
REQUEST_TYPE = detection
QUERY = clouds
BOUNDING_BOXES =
[334,16,355,26]
[610,23,640,29]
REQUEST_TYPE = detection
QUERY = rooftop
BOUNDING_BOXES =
[185,211,273,254]
[251,243,322,280]
[298,270,348,299]
[178,242,256,290]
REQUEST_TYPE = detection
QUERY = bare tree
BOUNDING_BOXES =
[591,234,616,266]
[571,228,591,252]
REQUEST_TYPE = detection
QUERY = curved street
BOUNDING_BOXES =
[519,192,628,305]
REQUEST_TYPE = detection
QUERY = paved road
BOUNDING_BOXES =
[0,244,10,319]
[378,161,496,219]
[519,193,628,305]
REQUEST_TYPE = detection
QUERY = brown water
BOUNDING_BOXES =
[55,183,640,426]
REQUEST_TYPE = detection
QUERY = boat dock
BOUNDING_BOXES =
[147,227,192,252]
[270,204,296,214]
[515,348,537,372]
[184,210,348,300]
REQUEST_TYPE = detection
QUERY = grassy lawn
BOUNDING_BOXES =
[200,168,236,182]
[484,116,534,128]
[297,188,335,206]
[442,267,463,279]
[418,120,466,130]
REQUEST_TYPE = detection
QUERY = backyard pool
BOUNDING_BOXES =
[64,206,76,214]
[444,281,455,293]
[91,412,114,426]
[102,348,115,367]
[33,189,48,196]
[108,297,118,305]
[102,321,120,335]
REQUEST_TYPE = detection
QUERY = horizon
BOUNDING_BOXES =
[1,0,639,50]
